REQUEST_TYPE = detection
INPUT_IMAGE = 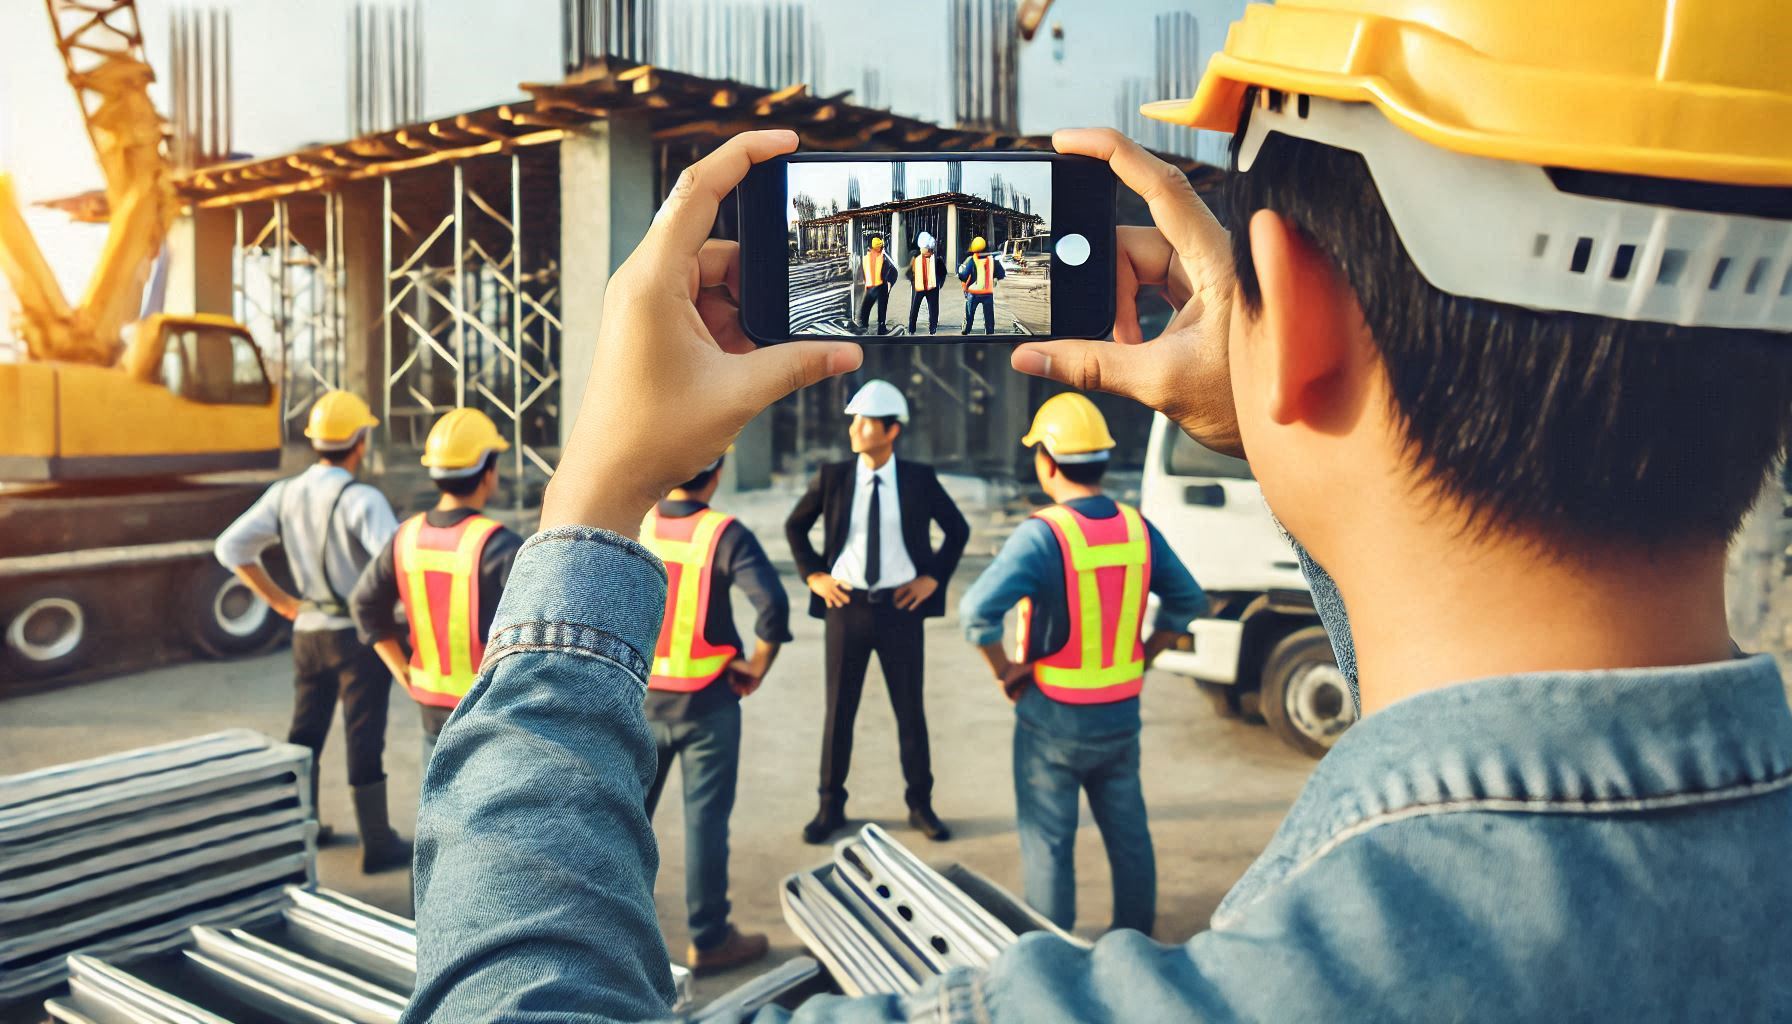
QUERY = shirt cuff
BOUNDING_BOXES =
[482,527,668,681]
[962,621,1004,647]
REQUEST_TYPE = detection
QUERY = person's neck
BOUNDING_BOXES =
[1045,482,1102,504]
[318,457,358,475]
[665,489,706,505]
[859,449,894,471]
[434,494,482,513]
[1327,524,1734,716]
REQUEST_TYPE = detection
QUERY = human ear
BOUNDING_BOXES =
[1246,209,1358,430]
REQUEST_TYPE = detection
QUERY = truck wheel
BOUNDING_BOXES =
[183,563,282,658]
[1261,626,1356,759]
[3,585,92,679]
[1196,680,1243,719]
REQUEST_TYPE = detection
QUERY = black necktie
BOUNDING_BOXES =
[866,476,882,590]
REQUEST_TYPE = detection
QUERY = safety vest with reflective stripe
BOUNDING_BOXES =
[393,512,503,708]
[912,254,937,292]
[966,254,996,295]
[1015,503,1152,704]
[641,508,741,692]
[862,253,887,288]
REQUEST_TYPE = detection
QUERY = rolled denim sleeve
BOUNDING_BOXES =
[404,526,677,1023]
[1146,521,1210,632]
[959,521,1055,647]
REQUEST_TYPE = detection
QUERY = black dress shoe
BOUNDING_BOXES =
[803,806,846,845]
[908,805,951,841]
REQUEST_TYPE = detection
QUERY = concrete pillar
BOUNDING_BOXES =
[890,209,906,269]
[849,215,865,315]
[558,115,655,449]
[338,180,386,417]
[945,203,959,279]
[726,408,774,492]
[164,206,235,315]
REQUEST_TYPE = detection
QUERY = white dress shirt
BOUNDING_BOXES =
[216,464,399,633]
[830,457,917,590]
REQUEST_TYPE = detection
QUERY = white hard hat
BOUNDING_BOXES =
[916,231,935,250]
[844,379,909,423]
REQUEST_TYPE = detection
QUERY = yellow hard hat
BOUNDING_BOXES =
[1021,393,1117,462]
[1142,0,1792,186]
[870,236,885,249]
[421,408,510,477]
[969,236,987,253]
[304,391,379,450]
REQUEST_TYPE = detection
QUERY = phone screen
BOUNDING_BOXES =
[785,158,1054,338]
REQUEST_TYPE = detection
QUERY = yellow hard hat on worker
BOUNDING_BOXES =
[421,408,510,479]
[969,236,987,253]
[870,236,885,249]
[1022,393,1116,464]
[304,391,379,451]
[1142,0,1792,186]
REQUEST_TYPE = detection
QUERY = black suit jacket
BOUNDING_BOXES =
[785,458,970,619]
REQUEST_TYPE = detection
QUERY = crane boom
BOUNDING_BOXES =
[0,0,176,366]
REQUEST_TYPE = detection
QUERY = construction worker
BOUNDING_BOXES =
[639,449,790,976]
[957,235,1004,335]
[349,409,523,765]
[216,390,411,874]
[958,394,1207,936]
[854,235,898,335]
[407,7,1792,1009]
[905,231,947,335]
[785,379,969,845]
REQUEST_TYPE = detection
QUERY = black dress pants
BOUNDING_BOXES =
[857,286,890,332]
[819,593,932,808]
[907,288,939,334]
[289,628,392,788]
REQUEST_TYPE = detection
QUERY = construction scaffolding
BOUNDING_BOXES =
[233,195,348,441]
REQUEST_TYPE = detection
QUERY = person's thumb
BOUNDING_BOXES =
[1010,340,1159,405]
[737,341,863,411]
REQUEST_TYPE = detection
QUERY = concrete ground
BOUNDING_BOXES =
[0,572,1316,1015]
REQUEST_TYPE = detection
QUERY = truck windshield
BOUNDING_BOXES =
[1164,426,1253,480]
[161,326,272,405]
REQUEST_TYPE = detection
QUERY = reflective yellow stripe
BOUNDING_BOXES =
[398,518,439,678]
[399,514,501,698]
[1035,504,1148,689]
[641,510,732,681]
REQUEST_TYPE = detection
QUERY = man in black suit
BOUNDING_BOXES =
[786,379,970,844]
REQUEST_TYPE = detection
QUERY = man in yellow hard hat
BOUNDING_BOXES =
[399,5,1792,1016]
[853,235,899,335]
[958,393,1207,936]
[350,407,523,767]
[216,390,411,873]
[956,234,1004,335]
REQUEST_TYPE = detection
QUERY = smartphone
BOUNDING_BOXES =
[737,152,1115,343]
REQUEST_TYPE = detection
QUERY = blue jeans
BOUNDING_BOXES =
[963,293,994,334]
[1012,714,1155,935]
[644,700,741,951]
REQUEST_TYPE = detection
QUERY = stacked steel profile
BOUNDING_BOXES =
[0,731,318,1001]
[781,824,1082,996]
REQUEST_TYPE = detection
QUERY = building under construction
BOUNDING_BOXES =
[156,0,1216,503]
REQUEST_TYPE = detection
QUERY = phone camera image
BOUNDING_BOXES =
[786,159,1052,339]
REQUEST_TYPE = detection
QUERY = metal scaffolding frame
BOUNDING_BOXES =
[234,194,348,441]
[381,155,560,515]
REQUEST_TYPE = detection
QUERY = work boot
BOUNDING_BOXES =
[306,765,334,845]
[908,804,951,842]
[351,781,413,874]
[802,799,847,845]
[686,927,770,976]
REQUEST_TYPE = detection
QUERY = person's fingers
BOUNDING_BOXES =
[1116,226,1174,288]
[1113,251,1143,346]
[649,130,798,260]
[1053,127,1226,258]
[695,239,742,299]
[731,339,862,414]
[1009,338,1166,406]
[695,289,755,355]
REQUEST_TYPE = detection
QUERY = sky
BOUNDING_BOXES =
[0,0,1249,328]
[786,159,1054,227]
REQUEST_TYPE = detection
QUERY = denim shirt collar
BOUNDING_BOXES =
[1213,654,1792,927]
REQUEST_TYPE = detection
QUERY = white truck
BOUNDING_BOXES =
[1141,413,1356,758]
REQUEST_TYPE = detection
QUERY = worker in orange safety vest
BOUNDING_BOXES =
[350,408,524,766]
[854,235,899,335]
[957,235,1006,335]
[957,393,1210,935]
[639,449,791,976]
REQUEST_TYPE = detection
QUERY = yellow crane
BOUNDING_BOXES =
[0,0,278,481]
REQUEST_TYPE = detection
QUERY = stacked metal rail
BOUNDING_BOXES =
[0,731,318,1001]
[781,824,1082,997]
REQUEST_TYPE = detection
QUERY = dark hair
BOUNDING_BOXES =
[1040,448,1107,487]
[1225,92,1792,549]
[878,416,904,436]
[674,458,723,493]
[314,434,363,467]
[434,452,498,497]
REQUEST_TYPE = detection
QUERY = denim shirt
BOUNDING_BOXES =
[406,527,1792,1023]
